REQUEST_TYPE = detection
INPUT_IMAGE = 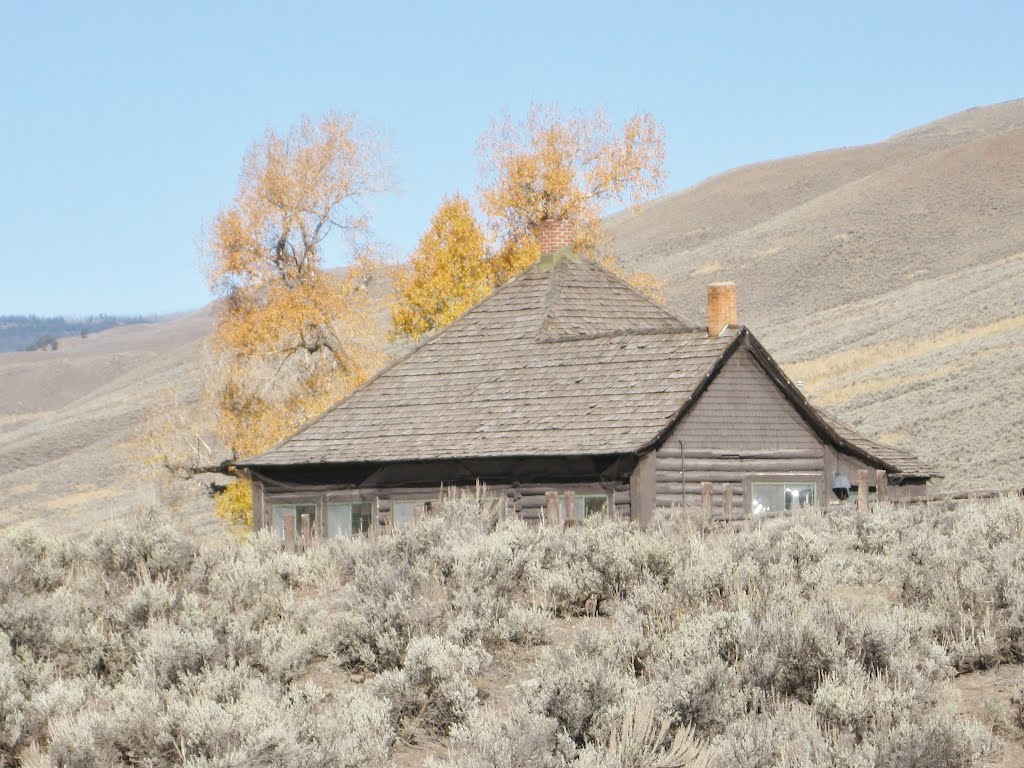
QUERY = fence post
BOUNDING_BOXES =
[701,482,714,521]
[300,513,311,551]
[545,491,559,527]
[722,486,734,521]
[875,470,888,502]
[283,513,296,554]
[857,470,870,512]
[564,490,576,526]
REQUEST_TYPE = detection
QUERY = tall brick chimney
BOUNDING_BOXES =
[707,282,738,336]
[536,218,574,254]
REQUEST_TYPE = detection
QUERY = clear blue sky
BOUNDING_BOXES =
[1,1,1021,316]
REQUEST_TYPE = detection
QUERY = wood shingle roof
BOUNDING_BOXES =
[244,254,732,465]
[242,252,935,479]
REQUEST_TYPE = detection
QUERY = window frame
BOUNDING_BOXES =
[391,498,433,530]
[558,491,611,524]
[269,500,318,541]
[744,475,822,517]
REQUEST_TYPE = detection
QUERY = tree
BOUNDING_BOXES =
[203,113,394,525]
[390,194,491,341]
[391,105,667,339]
[479,104,666,273]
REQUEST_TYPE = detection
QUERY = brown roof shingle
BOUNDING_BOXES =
[245,254,732,465]
[242,252,936,478]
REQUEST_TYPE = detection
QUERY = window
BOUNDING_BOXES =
[392,500,432,530]
[271,502,316,540]
[559,493,609,523]
[750,482,816,516]
[326,502,373,538]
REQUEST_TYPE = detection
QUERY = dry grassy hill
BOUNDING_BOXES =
[606,98,1024,491]
[0,310,222,538]
[1,99,1021,537]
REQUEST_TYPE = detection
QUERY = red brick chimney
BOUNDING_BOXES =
[707,282,738,336]
[536,219,574,254]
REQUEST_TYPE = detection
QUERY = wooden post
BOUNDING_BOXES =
[857,469,870,512]
[875,470,888,502]
[629,453,657,528]
[701,482,713,519]
[545,491,559,526]
[371,498,379,541]
[283,512,296,554]
[300,513,311,551]
[250,475,265,530]
[564,490,576,526]
[722,486,734,521]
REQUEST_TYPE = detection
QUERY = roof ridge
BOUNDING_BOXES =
[571,254,693,327]
[536,253,570,338]
[534,253,695,342]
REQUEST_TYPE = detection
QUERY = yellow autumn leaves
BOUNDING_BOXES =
[391,105,667,340]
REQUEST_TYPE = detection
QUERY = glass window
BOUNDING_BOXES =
[392,500,431,530]
[750,482,816,516]
[559,493,608,523]
[271,503,316,540]
[326,502,373,538]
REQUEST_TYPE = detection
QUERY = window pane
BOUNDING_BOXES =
[751,482,816,516]
[352,503,373,535]
[295,503,316,533]
[788,484,816,510]
[272,502,316,538]
[391,501,423,532]
[326,503,352,538]
[560,494,607,522]
[271,504,294,539]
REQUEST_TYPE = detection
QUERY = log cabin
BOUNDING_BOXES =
[238,220,938,539]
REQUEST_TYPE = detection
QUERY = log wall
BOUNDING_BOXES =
[653,348,828,519]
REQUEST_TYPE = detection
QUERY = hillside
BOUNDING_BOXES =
[0,315,160,354]
[0,309,221,538]
[1,99,1022,537]
[606,98,1024,491]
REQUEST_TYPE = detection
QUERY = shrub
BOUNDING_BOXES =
[372,635,488,739]
[576,697,716,768]
[529,628,636,746]
[436,701,561,768]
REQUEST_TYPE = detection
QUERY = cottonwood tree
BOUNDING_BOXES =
[391,105,667,339]
[390,194,491,340]
[203,113,394,525]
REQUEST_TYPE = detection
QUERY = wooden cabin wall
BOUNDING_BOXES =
[253,455,633,533]
[653,348,828,519]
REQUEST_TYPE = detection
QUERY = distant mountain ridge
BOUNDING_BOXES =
[0,314,158,353]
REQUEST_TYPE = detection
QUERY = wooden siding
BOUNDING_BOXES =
[655,348,827,517]
[254,454,633,535]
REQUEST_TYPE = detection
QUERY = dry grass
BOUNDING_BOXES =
[690,260,721,277]
[784,316,1024,394]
